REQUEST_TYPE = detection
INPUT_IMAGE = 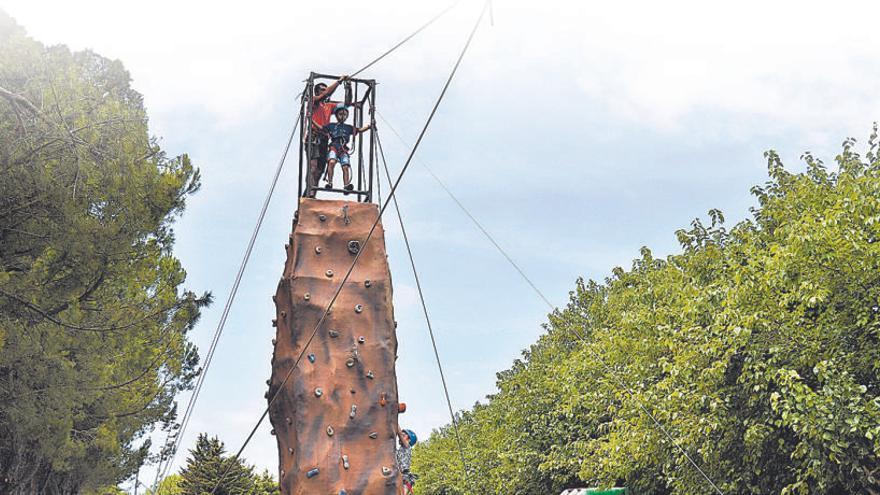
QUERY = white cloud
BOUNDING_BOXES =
[6,0,879,137]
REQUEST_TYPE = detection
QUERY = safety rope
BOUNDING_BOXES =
[151,109,301,491]
[350,1,460,78]
[373,113,726,495]
[377,111,556,308]
[152,2,461,488]
[208,3,490,494]
[375,130,474,491]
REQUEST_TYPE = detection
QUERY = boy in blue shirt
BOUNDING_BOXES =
[324,104,371,192]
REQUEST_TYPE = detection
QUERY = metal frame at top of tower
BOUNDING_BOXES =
[298,72,377,204]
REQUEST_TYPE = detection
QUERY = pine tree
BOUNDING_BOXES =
[178,434,255,495]
[251,470,279,495]
[0,10,207,494]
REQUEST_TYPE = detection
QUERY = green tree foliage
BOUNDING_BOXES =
[0,11,209,494]
[148,469,277,495]
[177,434,259,495]
[251,470,279,495]
[414,133,880,494]
[147,474,183,495]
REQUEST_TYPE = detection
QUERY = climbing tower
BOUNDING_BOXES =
[267,74,400,494]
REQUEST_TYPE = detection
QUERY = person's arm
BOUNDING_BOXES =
[314,75,348,102]
[356,122,372,134]
[396,429,410,447]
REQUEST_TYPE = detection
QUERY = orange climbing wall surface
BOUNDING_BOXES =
[268,198,401,495]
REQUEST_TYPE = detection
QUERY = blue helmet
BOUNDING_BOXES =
[403,429,417,446]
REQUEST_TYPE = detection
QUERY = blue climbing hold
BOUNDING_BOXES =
[306,468,319,478]
[308,353,316,363]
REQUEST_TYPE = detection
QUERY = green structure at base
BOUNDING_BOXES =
[562,488,627,495]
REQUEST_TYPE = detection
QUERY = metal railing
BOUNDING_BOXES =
[297,72,377,203]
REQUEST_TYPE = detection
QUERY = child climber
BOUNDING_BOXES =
[324,103,371,192]
[396,428,418,495]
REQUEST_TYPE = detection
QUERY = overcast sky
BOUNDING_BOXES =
[4,0,880,491]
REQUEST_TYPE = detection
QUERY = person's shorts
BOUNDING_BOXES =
[308,135,328,161]
[328,148,351,166]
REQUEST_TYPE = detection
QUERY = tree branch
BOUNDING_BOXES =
[0,85,40,115]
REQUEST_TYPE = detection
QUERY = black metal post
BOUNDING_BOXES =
[296,90,305,200]
[354,82,362,199]
[367,83,376,203]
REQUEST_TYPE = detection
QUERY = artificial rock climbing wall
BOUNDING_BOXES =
[268,198,401,495]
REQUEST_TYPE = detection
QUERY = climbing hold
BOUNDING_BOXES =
[272,295,277,302]
[329,329,339,338]
[264,391,269,398]
[354,304,363,313]
[281,469,285,477]
[382,466,392,476]
[284,243,290,251]
[271,429,276,436]
[342,455,350,470]
[358,336,365,344]
[366,370,374,379]
[265,379,271,385]
[394,320,398,328]
[304,292,311,301]
[398,402,407,413]
[347,240,361,254]
[364,280,372,288]
[280,310,287,318]
[286,417,293,425]
[314,388,323,397]
[346,358,355,368]
[271,338,277,345]
[288,447,294,454]
[308,353,316,363]
[350,388,356,394]
[369,432,378,439]
[315,246,322,254]
[271,319,277,327]
[325,269,334,278]
[379,393,387,407]
[306,467,320,478]
[340,490,347,495]
[318,214,327,222]
[326,426,334,437]
[350,404,357,418]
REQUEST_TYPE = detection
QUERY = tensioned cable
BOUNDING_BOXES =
[209,3,490,494]
[375,130,474,490]
[376,111,554,309]
[154,2,461,487]
[151,109,302,490]
[350,1,460,78]
[374,113,725,494]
